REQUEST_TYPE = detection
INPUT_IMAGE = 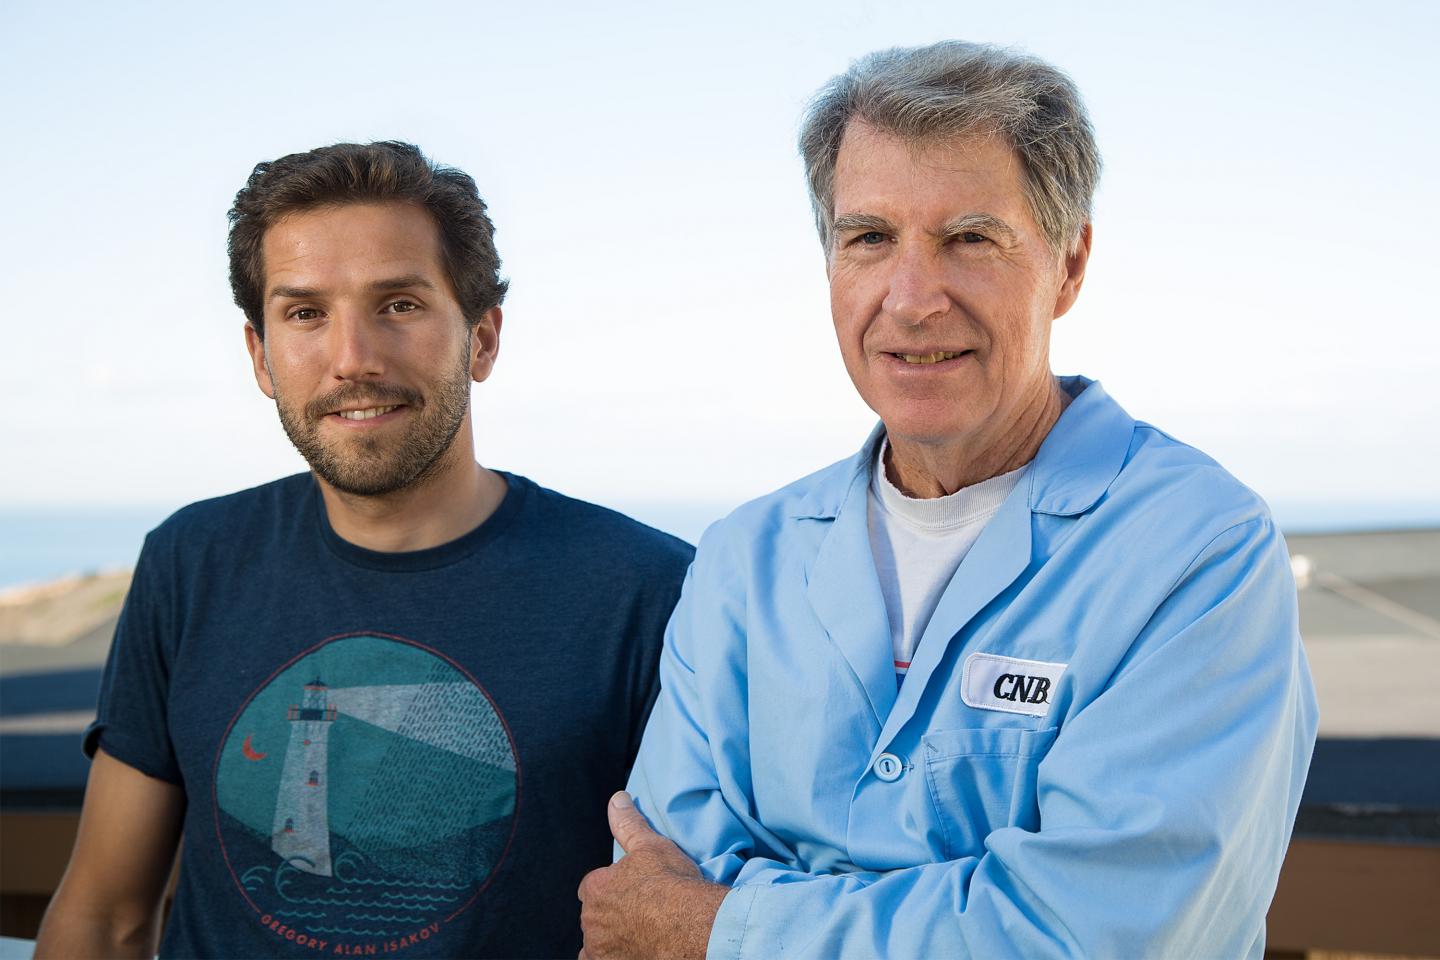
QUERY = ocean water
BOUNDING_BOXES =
[3,498,1438,593]
[1,507,178,592]
[0,501,735,592]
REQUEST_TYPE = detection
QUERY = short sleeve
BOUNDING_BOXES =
[624,541,694,767]
[83,530,183,785]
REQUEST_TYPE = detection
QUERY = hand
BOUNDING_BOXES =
[577,792,730,960]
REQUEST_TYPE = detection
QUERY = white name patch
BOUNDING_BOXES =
[961,652,1068,718]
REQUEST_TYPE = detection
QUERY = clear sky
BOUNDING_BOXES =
[2,0,1436,520]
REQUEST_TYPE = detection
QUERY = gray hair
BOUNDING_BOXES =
[799,41,1101,255]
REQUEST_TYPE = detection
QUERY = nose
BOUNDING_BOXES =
[881,244,950,326]
[327,309,386,382]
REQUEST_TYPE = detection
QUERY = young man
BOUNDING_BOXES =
[35,141,692,959]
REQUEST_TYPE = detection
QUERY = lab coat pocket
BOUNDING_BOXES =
[922,725,1059,860]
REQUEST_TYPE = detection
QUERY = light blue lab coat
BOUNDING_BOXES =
[627,377,1318,959]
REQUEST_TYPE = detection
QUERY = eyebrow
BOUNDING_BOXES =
[941,214,1017,243]
[266,274,439,302]
[831,213,895,235]
[366,274,438,294]
[830,212,1019,244]
[267,285,320,302]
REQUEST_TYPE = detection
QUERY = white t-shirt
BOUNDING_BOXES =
[866,440,1029,685]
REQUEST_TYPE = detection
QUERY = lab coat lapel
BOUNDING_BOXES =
[874,471,1035,750]
[869,376,1134,747]
[846,377,1135,751]
[803,449,898,730]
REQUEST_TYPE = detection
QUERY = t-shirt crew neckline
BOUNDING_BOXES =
[873,440,1028,531]
[313,470,527,573]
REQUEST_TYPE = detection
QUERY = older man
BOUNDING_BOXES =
[578,42,1318,959]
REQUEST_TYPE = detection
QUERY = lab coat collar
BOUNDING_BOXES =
[789,376,1134,523]
[1029,376,1135,517]
[788,422,885,522]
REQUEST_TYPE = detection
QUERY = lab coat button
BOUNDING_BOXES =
[873,752,905,782]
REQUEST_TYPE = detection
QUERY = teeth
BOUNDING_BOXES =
[898,351,963,365]
[337,405,398,421]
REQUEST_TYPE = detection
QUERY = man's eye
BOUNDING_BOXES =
[290,307,321,322]
[958,232,987,244]
[858,231,887,245]
[385,300,418,314]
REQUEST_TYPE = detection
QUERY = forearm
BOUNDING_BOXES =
[35,750,183,960]
[34,885,163,960]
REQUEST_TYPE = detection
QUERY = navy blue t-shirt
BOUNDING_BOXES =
[84,472,693,959]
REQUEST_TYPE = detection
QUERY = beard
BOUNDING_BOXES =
[273,351,473,497]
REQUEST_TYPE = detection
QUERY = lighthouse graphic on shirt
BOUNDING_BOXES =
[214,634,517,946]
[271,678,338,876]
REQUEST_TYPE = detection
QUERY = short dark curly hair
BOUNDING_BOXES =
[228,141,508,338]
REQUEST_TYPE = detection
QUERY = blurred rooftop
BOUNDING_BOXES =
[1287,528,1440,739]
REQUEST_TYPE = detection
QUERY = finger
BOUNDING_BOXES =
[607,790,658,853]
[577,865,605,902]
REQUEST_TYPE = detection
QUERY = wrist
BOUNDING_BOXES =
[670,880,729,959]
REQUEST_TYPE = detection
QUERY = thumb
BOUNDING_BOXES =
[607,791,658,853]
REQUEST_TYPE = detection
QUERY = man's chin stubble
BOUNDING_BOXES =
[276,410,448,498]
[272,350,475,499]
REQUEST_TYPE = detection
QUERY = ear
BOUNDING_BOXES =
[244,322,276,399]
[1052,222,1093,320]
[469,306,503,383]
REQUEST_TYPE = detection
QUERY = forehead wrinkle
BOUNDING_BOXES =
[835,127,1040,253]
[846,119,1013,174]
[259,202,445,286]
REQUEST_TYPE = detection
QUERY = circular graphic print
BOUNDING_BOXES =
[213,633,518,947]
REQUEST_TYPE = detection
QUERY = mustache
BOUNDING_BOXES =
[305,382,424,421]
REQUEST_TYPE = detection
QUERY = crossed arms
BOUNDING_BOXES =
[582,515,1318,959]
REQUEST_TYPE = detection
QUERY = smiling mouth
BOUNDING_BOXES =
[892,350,969,365]
[333,405,402,421]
